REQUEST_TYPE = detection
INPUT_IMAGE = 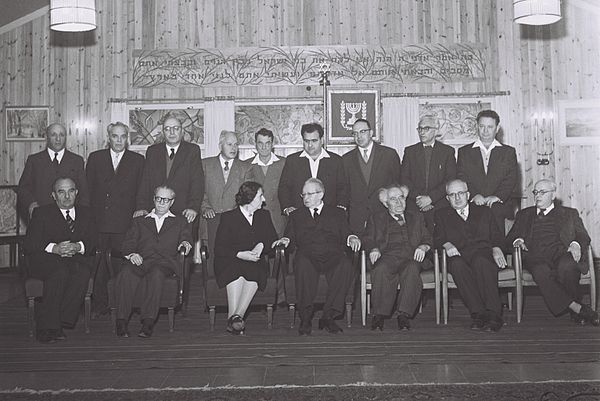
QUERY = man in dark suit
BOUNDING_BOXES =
[86,122,145,316]
[24,177,96,343]
[401,115,456,232]
[362,184,432,331]
[457,109,518,231]
[115,185,192,338]
[201,130,252,273]
[135,112,204,224]
[507,179,598,326]
[18,123,89,221]
[246,128,287,237]
[343,119,401,235]
[281,178,361,335]
[434,179,507,331]
[278,123,348,217]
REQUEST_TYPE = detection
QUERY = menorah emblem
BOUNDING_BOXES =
[340,100,367,130]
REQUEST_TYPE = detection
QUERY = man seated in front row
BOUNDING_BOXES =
[115,185,192,338]
[434,179,507,332]
[280,178,361,336]
[507,179,598,326]
[24,177,96,343]
[362,184,432,331]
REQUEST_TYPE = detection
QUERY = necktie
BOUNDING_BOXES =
[113,153,120,171]
[65,210,75,233]
[394,214,405,226]
[362,149,369,163]
[538,208,546,217]
[313,208,319,220]
[223,161,230,182]
[423,146,433,189]
[459,208,468,221]
[53,152,59,168]
[169,148,175,160]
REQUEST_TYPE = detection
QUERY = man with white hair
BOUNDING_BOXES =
[362,184,432,331]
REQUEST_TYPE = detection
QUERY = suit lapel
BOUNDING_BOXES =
[224,159,241,191]
[168,143,186,179]
[366,144,381,191]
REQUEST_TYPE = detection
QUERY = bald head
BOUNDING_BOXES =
[46,123,67,152]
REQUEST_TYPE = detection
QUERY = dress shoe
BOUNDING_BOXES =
[318,318,343,334]
[61,321,76,330]
[486,313,504,332]
[570,310,586,325]
[397,313,411,331]
[579,304,600,326]
[298,319,312,336]
[371,315,385,331]
[36,330,56,344]
[231,315,245,332]
[138,319,154,338]
[53,329,67,341]
[116,319,130,338]
[470,313,486,330]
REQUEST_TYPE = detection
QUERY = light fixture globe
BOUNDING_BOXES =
[514,0,561,25]
[50,0,97,32]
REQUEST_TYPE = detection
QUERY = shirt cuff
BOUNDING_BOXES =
[45,243,57,253]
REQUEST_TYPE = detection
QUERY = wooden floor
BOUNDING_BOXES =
[1,271,599,392]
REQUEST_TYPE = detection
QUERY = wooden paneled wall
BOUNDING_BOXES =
[0,0,599,250]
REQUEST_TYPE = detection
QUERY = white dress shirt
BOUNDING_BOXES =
[299,148,330,178]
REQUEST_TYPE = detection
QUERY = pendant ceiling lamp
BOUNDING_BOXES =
[50,0,97,32]
[514,0,562,25]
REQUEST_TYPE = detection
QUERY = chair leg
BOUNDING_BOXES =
[289,304,296,328]
[516,285,523,323]
[110,308,117,333]
[435,285,441,325]
[345,302,352,328]
[419,301,423,314]
[507,291,513,311]
[28,297,35,337]
[209,306,216,331]
[367,294,371,316]
[168,307,174,332]
[84,295,91,334]
[442,286,448,325]
[267,304,273,329]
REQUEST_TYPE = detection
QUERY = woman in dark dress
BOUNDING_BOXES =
[214,181,285,334]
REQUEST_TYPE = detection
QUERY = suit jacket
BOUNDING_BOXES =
[362,210,432,256]
[284,205,352,269]
[278,151,349,211]
[86,149,144,233]
[121,214,192,274]
[18,149,89,217]
[343,143,401,234]
[433,204,504,261]
[136,141,204,215]
[457,143,518,202]
[401,140,456,207]
[246,155,287,236]
[201,156,253,214]
[24,204,96,271]
[506,205,591,269]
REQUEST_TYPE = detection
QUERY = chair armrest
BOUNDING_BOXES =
[199,240,209,285]
[175,248,187,305]
[270,244,286,279]
[433,249,440,284]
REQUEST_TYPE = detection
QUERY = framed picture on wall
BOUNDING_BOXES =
[557,99,600,145]
[235,100,323,148]
[5,106,49,141]
[419,98,492,145]
[327,89,380,145]
[127,104,204,151]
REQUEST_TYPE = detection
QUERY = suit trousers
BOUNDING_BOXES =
[371,255,423,317]
[115,262,170,321]
[525,253,581,315]
[294,252,353,318]
[206,213,222,275]
[447,251,501,315]
[32,258,92,331]
[93,232,125,312]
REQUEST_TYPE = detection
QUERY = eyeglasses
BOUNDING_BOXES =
[532,189,554,196]
[351,129,370,136]
[300,190,323,198]
[387,195,406,203]
[154,196,174,203]
[447,191,468,198]
[163,126,181,133]
[417,126,437,133]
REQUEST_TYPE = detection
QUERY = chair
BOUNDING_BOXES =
[441,249,517,324]
[513,245,596,323]
[199,240,285,331]
[0,185,24,268]
[23,250,101,337]
[281,249,358,329]
[360,249,441,327]
[106,248,189,332]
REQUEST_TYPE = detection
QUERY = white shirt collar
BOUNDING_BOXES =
[538,203,555,215]
[146,209,176,219]
[422,141,435,148]
[457,204,469,217]
[166,143,181,155]
[309,202,324,217]
[299,148,330,161]
[219,154,234,169]
[59,207,75,219]
[358,141,374,155]
[47,148,65,162]
[239,205,254,224]
[110,148,124,158]
[250,152,280,167]
[472,139,502,152]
